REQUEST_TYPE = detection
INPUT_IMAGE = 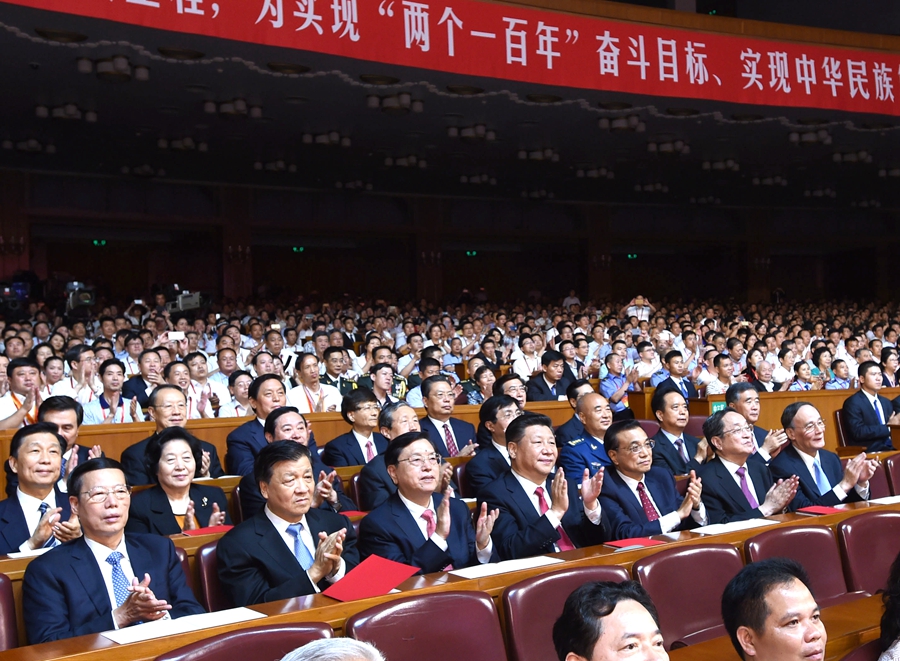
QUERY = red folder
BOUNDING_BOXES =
[797,506,844,515]
[323,555,419,602]
[604,538,666,549]
[182,525,234,536]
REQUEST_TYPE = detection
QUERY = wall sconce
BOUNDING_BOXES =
[227,245,250,263]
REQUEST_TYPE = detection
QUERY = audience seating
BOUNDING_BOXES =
[0,574,17,652]
[839,639,883,661]
[637,420,660,438]
[231,485,243,524]
[684,415,706,439]
[154,622,333,661]
[174,547,192,591]
[197,541,234,612]
[834,410,850,448]
[884,454,900,495]
[454,462,472,498]
[837,510,900,594]
[345,591,506,661]
[349,473,362,507]
[744,525,869,607]
[840,458,891,499]
[632,544,743,649]
[502,565,630,661]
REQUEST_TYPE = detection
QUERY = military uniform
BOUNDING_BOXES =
[322,372,358,396]
[558,435,611,479]
[357,373,408,400]
[459,378,478,394]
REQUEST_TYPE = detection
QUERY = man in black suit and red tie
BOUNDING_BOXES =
[417,376,477,458]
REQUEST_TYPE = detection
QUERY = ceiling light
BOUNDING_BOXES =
[315,134,330,144]
[384,157,393,166]
[485,130,496,141]
[84,110,97,123]
[475,124,487,138]
[598,118,610,130]
[341,137,351,147]
[518,150,527,160]
[396,157,409,167]
[302,134,313,144]
[254,162,263,170]
[249,106,263,119]
[411,100,424,113]
[610,118,629,131]
[398,93,411,108]
[35,106,48,119]
[648,143,658,153]
[366,95,380,109]
[219,102,236,114]
[76,58,93,74]
[328,131,340,144]
[460,127,475,138]
[204,101,217,114]
[96,59,131,82]
[158,138,169,149]
[447,127,459,138]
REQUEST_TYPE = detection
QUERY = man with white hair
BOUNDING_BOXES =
[280,638,384,661]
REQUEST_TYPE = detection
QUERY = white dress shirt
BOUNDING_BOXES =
[17,488,57,552]
[719,457,761,507]
[396,491,493,564]
[615,471,707,532]
[264,506,346,591]
[352,430,377,464]
[795,449,869,501]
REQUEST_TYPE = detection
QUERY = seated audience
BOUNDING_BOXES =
[600,351,641,421]
[558,393,614,478]
[418,375,477,457]
[322,388,388,467]
[121,349,163,409]
[554,379,595,446]
[466,395,522,497]
[82,359,142,425]
[286,352,342,414]
[842,360,899,451]
[466,365,497,406]
[226,374,289,477]
[724,383,788,461]
[0,358,40,430]
[217,369,253,418]
[280,639,385,661]
[526,350,570,402]
[650,388,708,476]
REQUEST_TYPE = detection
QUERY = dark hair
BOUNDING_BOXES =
[725,382,757,406]
[64,344,94,367]
[603,419,643,455]
[9,422,66,459]
[216,347,237,358]
[473,365,494,384]
[541,349,564,367]
[138,349,161,364]
[378,401,415,431]
[479,394,519,425]
[651,386,684,416]
[98,358,126,378]
[881,549,900,651]
[251,350,276,367]
[228,369,253,388]
[858,360,881,381]
[565,379,593,402]
[703,407,733,442]
[493,373,525,396]
[506,413,553,445]
[264,406,304,438]
[722,558,815,660]
[148,384,186,408]
[254,440,312,486]
[552,580,661,661]
[7,357,39,378]
[38,395,84,426]
[68,456,127,494]
[384,431,437,467]
[370,362,394,378]
[162,360,189,380]
[248,373,284,401]
[421,374,451,399]
[713,353,731,369]
[183,351,207,366]
[781,401,814,430]
[341,387,379,424]
[144,426,203,482]
[323,346,343,361]
[663,350,682,365]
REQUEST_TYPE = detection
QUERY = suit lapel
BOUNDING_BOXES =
[714,459,753,512]
[0,499,28,552]
[344,434,366,466]
[389,493,429,544]
[70,537,117,616]
[505,472,540,524]
[188,485,212,527]
[253,512,303,571]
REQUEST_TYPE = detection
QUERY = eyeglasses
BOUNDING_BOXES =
[398,453,442,468]
[621,440,655,454]
[799,419,826,434]
[81,485,132,503]
[722,424,754,436]
[504,385,526,393]
[152,403,187,412]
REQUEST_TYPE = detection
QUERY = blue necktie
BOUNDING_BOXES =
[105,552,131,607]
[59,456,67,480]
[874,398,885,424]
[38,502,57,548]
[679,380,689,398]
[550,384,556,397]
[286,523,315,571]
[812,456,831,496]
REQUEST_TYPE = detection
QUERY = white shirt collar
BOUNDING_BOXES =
[17,487,56,514]
[491,440,511,463]
[84,534,128,563]
[510,468,547,495]
[397,490,435,519]
[264,503,308,530]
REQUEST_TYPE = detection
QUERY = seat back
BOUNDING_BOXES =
[154,622,333,661]
[837,510,900,593]
[0,574,17,651]
[174,546,192,591]
[839,639,883,661]
[884,454,900,495]
[231,484,243,524]
[684,415,706,439]
[632,544,743,649]
[197,541,234,612]
[346,591,505,661]
[454,462,471,498]
[503,565,630,661]
[745,525,864,605]
[349,473,361,507]
[840,458,890,499]
[834,410,848,447]
[637,419,660,438]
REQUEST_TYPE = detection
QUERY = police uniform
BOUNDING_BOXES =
[558,435,611,479]
[322,373,358,396]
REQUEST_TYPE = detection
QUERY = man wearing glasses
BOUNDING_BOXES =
[698,408,800,524]
[599,420,706,540]
[322,389,388,467]
[119,385,223,486]
[770,402,876,507]
[418,376,477,458]
[22,457,204,643]
[359,431,498,573]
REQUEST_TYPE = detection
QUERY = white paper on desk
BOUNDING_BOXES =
[870,495,900,505]
[460,498,477,503]
[692,518,780,536]
[448,555,563,579]
[193,475,241,481]
[100,607,266,644]
[6,547,51,559]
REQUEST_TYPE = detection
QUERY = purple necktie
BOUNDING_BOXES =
[735,466,759,509]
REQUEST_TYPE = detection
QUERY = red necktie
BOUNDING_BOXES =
[534,486,575,551]
[636,483,660,522]
[421,509,454,571]
[365,439,375,462]
[443,423,459,457]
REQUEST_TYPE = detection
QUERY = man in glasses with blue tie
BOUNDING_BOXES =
[0,422,81,554]
[22,457,203,643]
[217,441,359,607]
[770,402,877,507]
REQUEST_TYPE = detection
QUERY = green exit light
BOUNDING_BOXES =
[292,246,305,253]
[627,253,637,260]
[92,239,107,246]
[466,250,477,257]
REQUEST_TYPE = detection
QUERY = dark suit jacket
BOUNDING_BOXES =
[217,508,359,607]
[226,419,267,476]
[525,376,567,402]
[651,429,703,476]
[699,456,793,524]
[419,417,477,458]
[356,455,396,511]
[22,533,204,643]
[600,467,698,540]
[655,376,698,399]
[0,487,72,554]
[555,414,584,446]
[477,470,608,560]
[125,483,232,536]
[121,376,152,408]
[120,433,224,486]
[842,390,895,451]
[5,445,98,498]
[359,492,498,574]
[464,443,511,498]
[751,379,779,394]
[769,444,862,507]
[322,431,388,468]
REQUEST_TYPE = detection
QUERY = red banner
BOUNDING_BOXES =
[5,0,900,115]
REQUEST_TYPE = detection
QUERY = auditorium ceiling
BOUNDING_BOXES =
[0,3,897,209]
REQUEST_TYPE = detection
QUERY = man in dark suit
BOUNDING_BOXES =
[121,349,163,410]
[0,423,80,554]
[771,401,877,507]
[22,457,204,643]
[554,379,594,446]
[465,395,520,498]
[698,409,800,524]
[322,388,388,467]
[842,360,900,451]
[478,414,608,560]
[653,350,699,400]
[418,375,477,457]
[238,407,355,519]
[725,383,789,463]
[226,374,287,476]
[525,350,571,402]
[600,419,706,540]
[359,432,499,573]
[217,441,359,606]
[120,386,223,486]
[650,388,708,476]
